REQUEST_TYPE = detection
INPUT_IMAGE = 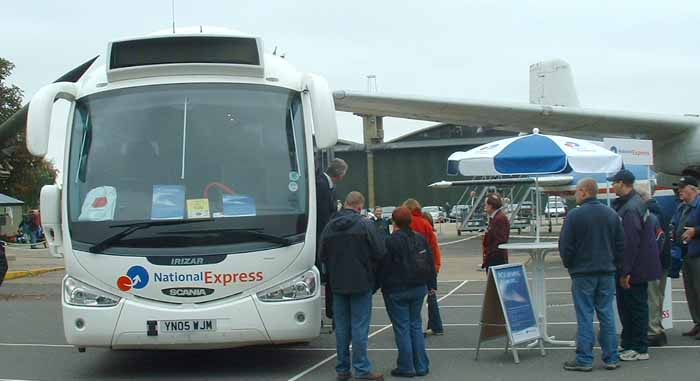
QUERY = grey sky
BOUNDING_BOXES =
[3,0,700,146]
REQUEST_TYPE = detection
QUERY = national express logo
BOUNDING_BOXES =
[564,141,580,148]
[117,265,150,291]
[116,265,265,293]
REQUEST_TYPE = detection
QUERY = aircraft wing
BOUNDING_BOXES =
[333,90,700,140]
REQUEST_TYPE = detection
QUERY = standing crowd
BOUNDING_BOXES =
[316,157,444,380]
[314,159,697,378]
[559,170,700,372]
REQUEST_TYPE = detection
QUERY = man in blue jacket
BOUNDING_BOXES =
[609,169,662,361]
[671,176,700,338]
[559,178,625,372]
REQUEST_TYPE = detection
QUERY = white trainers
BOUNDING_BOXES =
[619,350,650,361]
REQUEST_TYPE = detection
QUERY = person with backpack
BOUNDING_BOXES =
[609,169,662,361]
[319,191,385,381]
[637,187,672,346]
[403,199,444,336]
[378,206,435,378]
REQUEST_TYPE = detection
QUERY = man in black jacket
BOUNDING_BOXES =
[319,191,385,381]
[559,178,625,372]
[0,242,7,287]
[315,158,348,322]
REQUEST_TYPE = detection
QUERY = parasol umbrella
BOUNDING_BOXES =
[447,128,622,240]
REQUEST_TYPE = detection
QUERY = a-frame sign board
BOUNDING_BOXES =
[475,263,544,364]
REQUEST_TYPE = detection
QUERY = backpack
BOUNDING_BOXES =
[400,232,434,284]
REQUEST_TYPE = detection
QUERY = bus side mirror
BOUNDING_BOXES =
[27,82,79,157]
[304,74,338,149]
[40,185,63,258]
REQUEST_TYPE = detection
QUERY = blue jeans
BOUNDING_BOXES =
[333,291,373,375]
[383,286,430,374]
[571,275,618,366]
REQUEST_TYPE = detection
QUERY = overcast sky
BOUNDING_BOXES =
[3,0,699,148]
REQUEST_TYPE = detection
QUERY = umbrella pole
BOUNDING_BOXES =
[535,177,540,242]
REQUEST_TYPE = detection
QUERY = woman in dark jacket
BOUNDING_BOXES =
[482,194,510,270]
[378,207,434,377]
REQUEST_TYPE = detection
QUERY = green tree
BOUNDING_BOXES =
[0,57,57,208]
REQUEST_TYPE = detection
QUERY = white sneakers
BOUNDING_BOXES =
[619,350,650,361]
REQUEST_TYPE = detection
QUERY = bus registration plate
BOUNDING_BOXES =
[160,319,216,333]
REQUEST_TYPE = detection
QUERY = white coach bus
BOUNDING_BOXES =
[25,27,338,350]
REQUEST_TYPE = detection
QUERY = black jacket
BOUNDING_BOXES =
[315,172,336,268]
[559,198,625,276]
[0,243,8,287]
[378,229,436,294]
[319,209,385,295]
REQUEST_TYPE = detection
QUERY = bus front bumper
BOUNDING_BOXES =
[62,293,321,349]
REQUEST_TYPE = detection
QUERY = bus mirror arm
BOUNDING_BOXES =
[303,74,338,149]
[27,82,79,157]
[40,185,64,258]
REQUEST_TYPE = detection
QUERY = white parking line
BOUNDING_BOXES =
[367,319,694,328]
[277,344,700,352]
[438,234,482,246]
[0,343,72,348]
[287,279,469,381]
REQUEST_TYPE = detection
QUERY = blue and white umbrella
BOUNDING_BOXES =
[447,129,622,241]
[447,129,622,177]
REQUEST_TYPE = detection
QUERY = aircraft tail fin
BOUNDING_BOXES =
[529,59,580,107]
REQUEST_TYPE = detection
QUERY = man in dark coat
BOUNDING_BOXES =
[0,242,8,287]
[609,169,661,361]
[560,178,625,371]
[482,194,510,270]
[315,158,348,321]
[319,191,385,381]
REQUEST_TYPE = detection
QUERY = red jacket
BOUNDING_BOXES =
[410,210,442,272]
[482,209,510,268]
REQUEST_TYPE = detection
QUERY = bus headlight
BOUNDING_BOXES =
[64,277,120,307]
[257,271,317,302]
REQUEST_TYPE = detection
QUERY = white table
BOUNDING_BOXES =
[499,241,575,347]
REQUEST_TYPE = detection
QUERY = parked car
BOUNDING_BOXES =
[544,201,566,217]
[518,201,534,218]
[423,206,444,223]
[450,205,470,221]
[381,206,396,220]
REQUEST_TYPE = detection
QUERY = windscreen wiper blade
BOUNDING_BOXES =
[88,219,213,253]
[158,228,294,246]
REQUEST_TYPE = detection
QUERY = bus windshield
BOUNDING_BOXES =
[66,83,308,256]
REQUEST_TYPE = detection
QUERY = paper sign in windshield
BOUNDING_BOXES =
[187,198,211,219]
[151,185,185,220]
[222,194,256,217]
[79,186,117,221]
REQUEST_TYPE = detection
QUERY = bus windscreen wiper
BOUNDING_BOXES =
[158,228,294,247]
[89,219,213,253]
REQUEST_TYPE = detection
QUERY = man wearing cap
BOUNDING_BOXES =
[609,169,662,361]
[670,176,700,338]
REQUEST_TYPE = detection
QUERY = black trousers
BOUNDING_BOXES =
[617,282,649,353]
[0,245,8,287]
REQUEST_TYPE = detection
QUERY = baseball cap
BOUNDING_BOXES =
[674,176,699,188]
[606,169,635,184]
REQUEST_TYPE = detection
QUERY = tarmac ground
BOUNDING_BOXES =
[1,223,698,380]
